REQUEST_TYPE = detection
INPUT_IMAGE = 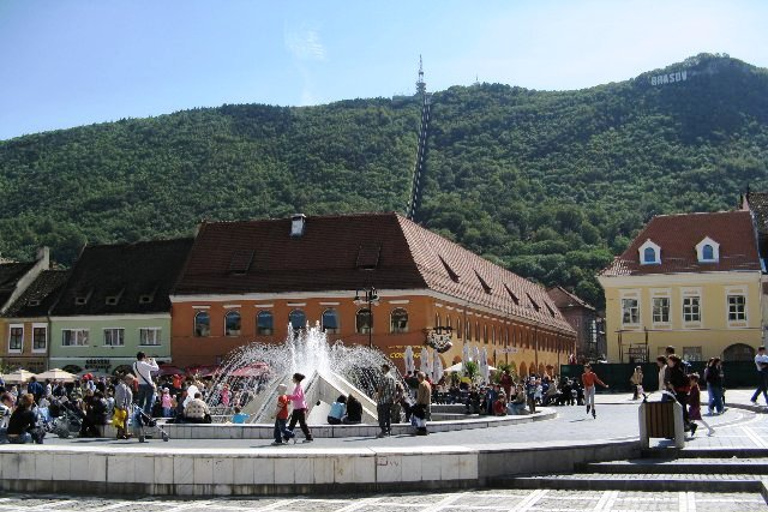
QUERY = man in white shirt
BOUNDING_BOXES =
[750,346,768,406]
[133,351,159,415]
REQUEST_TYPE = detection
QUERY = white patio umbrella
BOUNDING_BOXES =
[462,343,470,371]
[2,369,37,384]
[473,345,481,365]
[420,347,431,374]
[36,368,77,382]
[404,346,415,374]
[432,352,444,383]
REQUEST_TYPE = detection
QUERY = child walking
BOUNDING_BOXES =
[582,363,609,419]
[272,384,293,445]
[688,373,715,436]
[286,373,313,443]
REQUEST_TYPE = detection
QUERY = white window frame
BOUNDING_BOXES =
[725,286,748,326]
[621,298,640,326]
[695,236,720,263]
[620,290,641,327]
[652,296,671,325]
[62,328,89,347]
[681,288,702,326]
[8,324,23,354]
[638,239,661,265]
[139,327,162,346]
[103,327,125,347]
[32,323,48,353]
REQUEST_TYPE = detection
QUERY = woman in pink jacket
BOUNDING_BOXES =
[285,373,313,443]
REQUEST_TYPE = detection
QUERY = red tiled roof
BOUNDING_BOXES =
[174,212,574,333]
[600,211,761,276]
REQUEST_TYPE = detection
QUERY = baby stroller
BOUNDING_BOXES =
[132,405,169,443]
[43,398,82,439]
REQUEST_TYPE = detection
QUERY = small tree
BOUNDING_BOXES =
[463,361,479,382]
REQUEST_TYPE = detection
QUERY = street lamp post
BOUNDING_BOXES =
[354,287,380,348]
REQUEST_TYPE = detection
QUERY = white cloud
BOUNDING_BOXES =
[284,23,327,61]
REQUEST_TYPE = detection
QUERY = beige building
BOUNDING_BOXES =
[598,211,763,363]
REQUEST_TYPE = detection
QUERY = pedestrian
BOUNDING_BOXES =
[412,371,431,435]
[0,392,14,443]
[327,395,346,425]
[286,373,313,443]
[630,366,643,400]
[582,363,609,419]
[133,351,159,416]
[6,394,44,444]
[113,374,134,439]
[342,393,362,424]
[376,363,396,437]
[656,355,672,402]
[160,388,173,417]
[271,383,293,445]
[688,373,714,436]
[667,354,693,432]
[704,357,725,415]
[749,346,768,407]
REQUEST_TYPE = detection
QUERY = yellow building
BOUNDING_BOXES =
[597,211,763,363]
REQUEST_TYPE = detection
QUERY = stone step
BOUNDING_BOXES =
[490,473,767,493]
[580,458,768,475]
[642,448,768,459]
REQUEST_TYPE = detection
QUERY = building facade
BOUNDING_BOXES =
[48,239,193,374]
[598,211,763,363]
[3,270,69,372]
[171,213,576,376]
[0,248,52,371]
[546,286,604,362]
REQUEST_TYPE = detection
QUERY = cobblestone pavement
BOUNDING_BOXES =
[0,490,765,512]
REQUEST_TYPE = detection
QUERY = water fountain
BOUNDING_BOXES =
[204,323,395,424]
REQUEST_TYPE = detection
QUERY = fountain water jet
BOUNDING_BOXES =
[205,323,396,424]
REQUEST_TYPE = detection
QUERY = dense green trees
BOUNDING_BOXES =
[1,54,767,310]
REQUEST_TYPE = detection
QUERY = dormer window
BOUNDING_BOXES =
[696,237,720,263]
[74,288,93,306]
[638,240,661,265]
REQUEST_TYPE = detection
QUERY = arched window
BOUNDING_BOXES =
[465,320,471,340]
[194,311,210,337]
[643,247,656,263]
[702,244,714,260]
[257,310,273,335]
[492,326,496,345]
[483,324,488,344]
[289,310,306,330]
[322,309,340,334]
[356,308,372,334]
[435,312,440,328]
[475,321,479,342]
[390,308,408,333]
[225,311,241,336]
[457,318,463,339]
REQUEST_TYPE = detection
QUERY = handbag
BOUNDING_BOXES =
[112,408,128,430]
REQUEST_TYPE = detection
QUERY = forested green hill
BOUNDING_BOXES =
[2,53,767,308]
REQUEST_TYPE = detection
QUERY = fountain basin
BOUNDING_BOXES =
[157,408,555,440]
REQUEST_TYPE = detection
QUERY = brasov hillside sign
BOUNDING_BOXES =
[650,70,688,86]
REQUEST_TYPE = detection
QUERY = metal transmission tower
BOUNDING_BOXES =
[406,56,431,221]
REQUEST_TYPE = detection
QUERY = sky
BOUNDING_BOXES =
[0,0,766,141]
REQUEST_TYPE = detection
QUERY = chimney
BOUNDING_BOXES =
[290,214,307,238]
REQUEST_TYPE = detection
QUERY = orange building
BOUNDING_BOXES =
[170,213,576,377]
